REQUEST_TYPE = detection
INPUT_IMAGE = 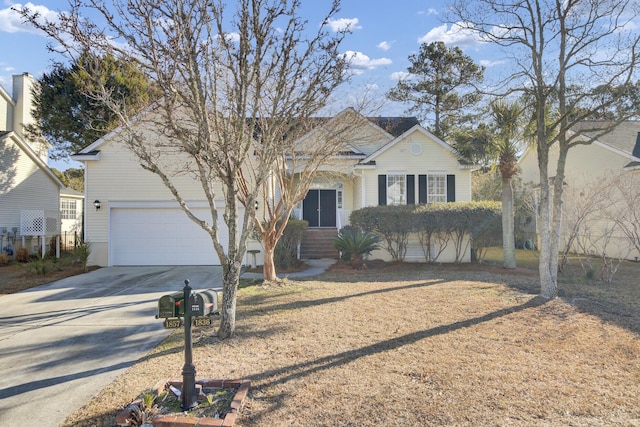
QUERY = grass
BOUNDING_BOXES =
[59,251,640,426]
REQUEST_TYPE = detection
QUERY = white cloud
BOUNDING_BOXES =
[418,22,483,47]
[378,41,391,51]
[389,71,410,81]
[479,59,507,68]
[0,2,59,34]
[365,83,379,91]
[326,17,362,32]
[342,50,391,74]
[417,8,439,16]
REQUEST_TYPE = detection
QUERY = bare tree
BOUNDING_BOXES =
[20,0,349,338]
[606,172,640,259]
[557,171,636,283]
[450,0,640,299]
[251,110,364,282]
[558,174,609,271]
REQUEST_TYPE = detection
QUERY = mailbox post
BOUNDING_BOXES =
[156,280,219,411]
[181,279,198,411]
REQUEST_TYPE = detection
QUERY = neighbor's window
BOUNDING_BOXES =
[387,174,406,205]
[61,200,77,220]
[427,174,446,203]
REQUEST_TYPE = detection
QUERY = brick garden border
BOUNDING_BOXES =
[117,379,250,427]
[153,379,250,427]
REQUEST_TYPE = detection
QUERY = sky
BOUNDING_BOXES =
[0,0,538,170]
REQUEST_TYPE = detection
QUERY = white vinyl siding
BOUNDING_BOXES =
[0,138,59,229]
[361,131,472,207]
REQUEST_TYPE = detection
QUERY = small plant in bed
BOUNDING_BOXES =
[122,384,236,426]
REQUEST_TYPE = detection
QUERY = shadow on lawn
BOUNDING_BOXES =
[240,279,448,318]
[247,296,546,392]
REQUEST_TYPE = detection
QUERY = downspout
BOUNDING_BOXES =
[359,170,366,209]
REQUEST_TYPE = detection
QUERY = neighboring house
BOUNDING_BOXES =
[0,73,69,257]
[60,187,84,250]
[73,108,474,267]
[518,121,640,260]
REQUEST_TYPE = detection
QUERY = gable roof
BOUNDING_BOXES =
[0,131,65,188]
[61,187,84,199]
[267,108,421,159]
[571,121,640,155]
[361,124,475,168]
[518,121,640,171]
[73,106,426,164]
[367,117,420,137]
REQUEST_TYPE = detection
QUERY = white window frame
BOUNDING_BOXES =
[427,174,446,203]
[61,199,77,220]
[387,174,406,205]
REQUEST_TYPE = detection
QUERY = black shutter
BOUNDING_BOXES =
[447,174,456,202]
[407,175,415,204]
[418,175,427,204]
[378,175,387,205]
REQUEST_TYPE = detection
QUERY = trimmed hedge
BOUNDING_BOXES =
[350,202,501,263]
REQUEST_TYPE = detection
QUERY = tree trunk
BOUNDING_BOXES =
[536,119,558,299]
[502,177,516,268]
[538,197,557,299]
[262,243,277,282]
[217,260,242,339]
[538,176,558,300]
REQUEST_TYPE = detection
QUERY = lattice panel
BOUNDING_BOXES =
[20,210,61,236]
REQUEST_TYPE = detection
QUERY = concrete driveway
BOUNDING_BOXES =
[0,266,223,427]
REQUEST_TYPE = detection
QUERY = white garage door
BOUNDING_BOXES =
[110,207,228,266]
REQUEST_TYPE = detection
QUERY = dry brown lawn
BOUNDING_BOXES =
[58,252,640,427]
[0,259,99,295]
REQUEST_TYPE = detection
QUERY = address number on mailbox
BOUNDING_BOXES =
[193,316,213,327]
[163,318,182,329]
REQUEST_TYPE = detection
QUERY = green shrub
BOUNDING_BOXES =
[350,205,414,262]
[74,242,92,272]
[274,219,308,269]
[350,202,502,263]
[26,257,53,275]
[334,227,381,269]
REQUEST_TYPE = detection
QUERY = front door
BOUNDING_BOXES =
[302,189,336,227]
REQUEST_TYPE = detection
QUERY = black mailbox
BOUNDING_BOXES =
[157,291,185,318]
[190,290,218,317]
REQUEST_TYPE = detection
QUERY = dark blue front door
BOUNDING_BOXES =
[302,189,336,227]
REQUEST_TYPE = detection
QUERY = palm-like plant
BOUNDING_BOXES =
[334,228,381,269]
[491,99,525,269]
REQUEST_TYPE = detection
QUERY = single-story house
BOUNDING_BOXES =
[73,108,475,267]
[518,121,640,260]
